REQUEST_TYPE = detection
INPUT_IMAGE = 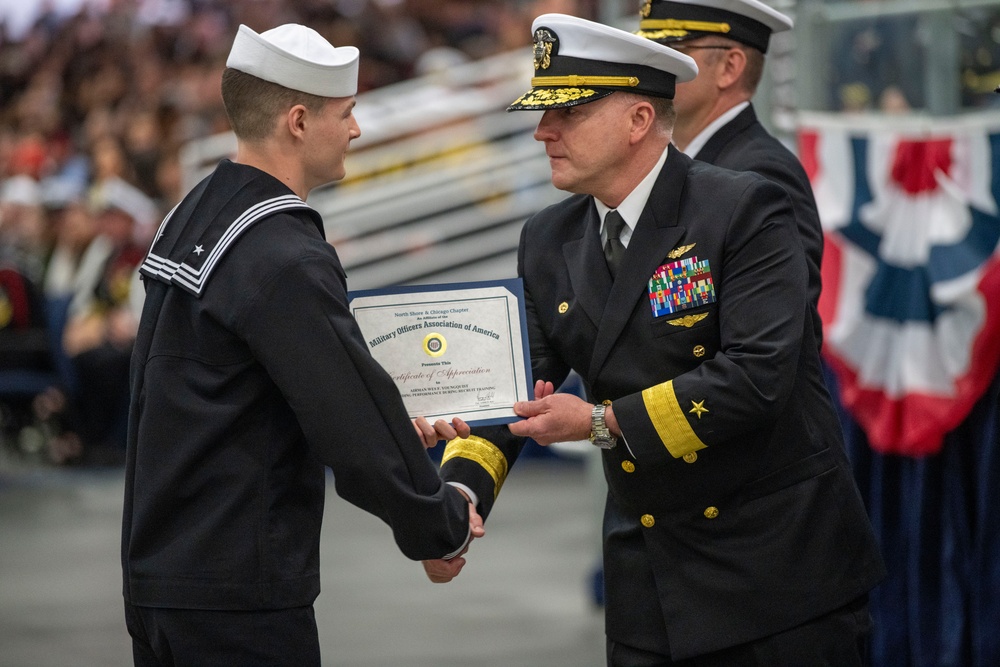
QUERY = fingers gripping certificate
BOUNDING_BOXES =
[348,279,533,426]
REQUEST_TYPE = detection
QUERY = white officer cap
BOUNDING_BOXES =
[226,24,359,98]
[636,0,792,53]
[509,13,697,111]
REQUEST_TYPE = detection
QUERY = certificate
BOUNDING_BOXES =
[349,279,533,426]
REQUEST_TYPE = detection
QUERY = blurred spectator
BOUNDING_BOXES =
[829,13,926,112]
[0,174,54,451]
[0,174,51,395]
[39,177,96,300]
[878,85,912,114]
[59,177,153,460]
[959,8,1000,109]
[0,175,47,277]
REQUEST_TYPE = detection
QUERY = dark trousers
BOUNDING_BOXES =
[124,602,321,667]
[608,595,872,667]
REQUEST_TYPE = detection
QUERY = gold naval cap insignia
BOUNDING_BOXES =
[532,27,555,70]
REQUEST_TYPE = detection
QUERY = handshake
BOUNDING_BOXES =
[424,495,484,584]
[412,379,568,584]
[412,414,485,584]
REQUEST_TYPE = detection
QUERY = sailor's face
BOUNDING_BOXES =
[307,96,361,186]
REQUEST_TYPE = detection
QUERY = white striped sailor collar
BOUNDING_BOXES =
[139,161,319,297]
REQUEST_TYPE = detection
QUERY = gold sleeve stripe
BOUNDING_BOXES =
[639,19,731,33]
[531,75,639,88]
[441,435,509,500]
[642,380,707,459]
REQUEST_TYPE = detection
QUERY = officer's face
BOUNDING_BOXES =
[305,96,361,187]
[533,94,634,200]
[669,38,734,120]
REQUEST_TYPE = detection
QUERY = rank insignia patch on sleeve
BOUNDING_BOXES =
[648,257,716,317]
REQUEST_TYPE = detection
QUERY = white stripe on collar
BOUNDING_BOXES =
[140,195,312,295]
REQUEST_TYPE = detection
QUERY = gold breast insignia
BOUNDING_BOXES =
[668,243,696,259]
[666,313,709,328]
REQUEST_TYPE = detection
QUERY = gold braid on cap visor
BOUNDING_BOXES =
[510,87,600,107]
[639,19,731,33]
[529,75,640,88]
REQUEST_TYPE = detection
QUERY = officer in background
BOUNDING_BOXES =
[122,24,481,666]
[431,13,885,666]
[636,0,825,350]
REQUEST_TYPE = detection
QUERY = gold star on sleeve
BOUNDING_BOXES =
[689,400,709,419]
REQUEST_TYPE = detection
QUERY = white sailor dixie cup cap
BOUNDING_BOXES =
[226,24,359,98]
[508,13,697,111]
[636,0,792,53]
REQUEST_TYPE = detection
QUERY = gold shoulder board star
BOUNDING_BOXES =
[689,400,709,419]
[667,313,708,328]
[668,243,696,259]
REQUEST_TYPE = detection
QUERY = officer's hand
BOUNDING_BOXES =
[533,379,556,400]
[508,393,592,445]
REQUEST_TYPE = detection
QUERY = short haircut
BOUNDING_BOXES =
[615,91,677,132]
[221,68,328,141]
[699,39,765,96]
[738,45,765,95]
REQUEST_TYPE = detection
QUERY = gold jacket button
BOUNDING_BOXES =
[621,460,635,473]
[682,451,698,463]
[693,345,706,358]
[640,514,655,528]
[558,301,569,314]
[703,506,719,519]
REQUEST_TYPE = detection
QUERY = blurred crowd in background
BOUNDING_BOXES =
[0,0,998,466]
[0,0,590,465]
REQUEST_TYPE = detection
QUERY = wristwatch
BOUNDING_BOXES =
[589,400,617,450]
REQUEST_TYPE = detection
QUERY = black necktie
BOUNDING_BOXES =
[604,210,626,279]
